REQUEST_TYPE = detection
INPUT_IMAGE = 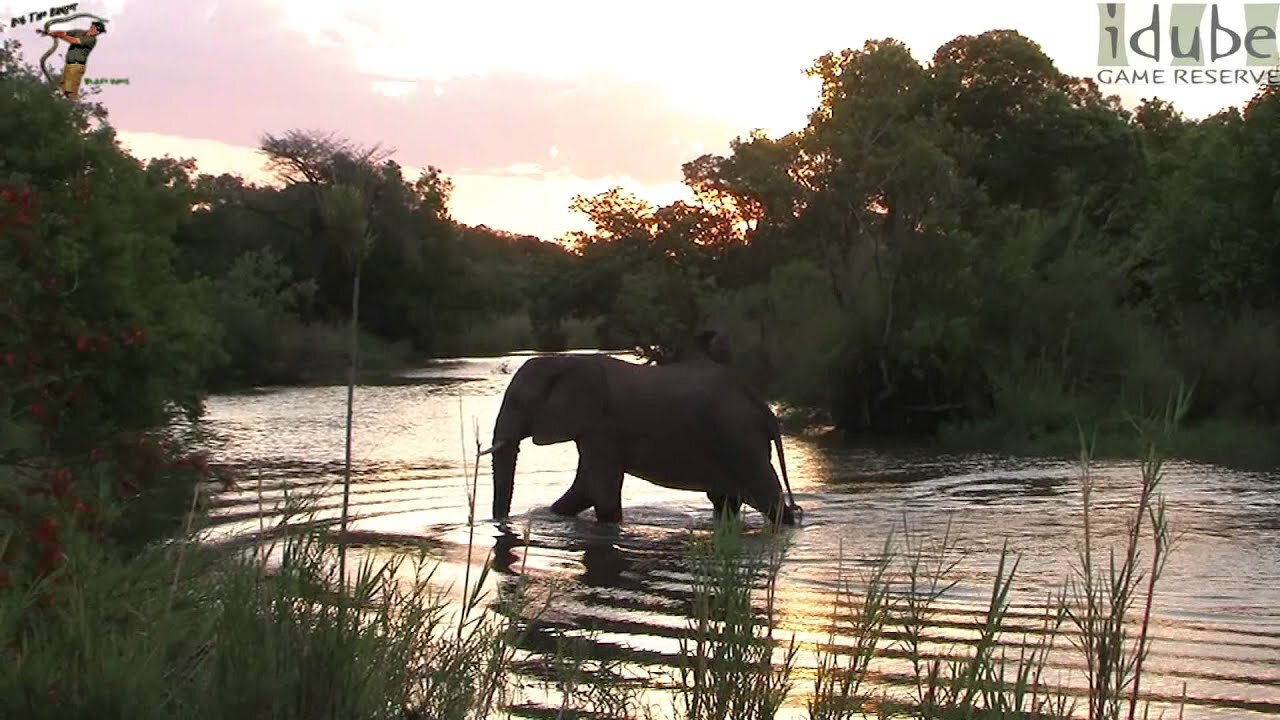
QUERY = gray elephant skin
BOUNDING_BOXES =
[482,348,799,526]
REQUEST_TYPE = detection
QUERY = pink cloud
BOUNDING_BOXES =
[30,0,739,184]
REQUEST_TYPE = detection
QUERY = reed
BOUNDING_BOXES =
[807,533,895,720]
[675,515,799,720]
[1067,386,1187,720]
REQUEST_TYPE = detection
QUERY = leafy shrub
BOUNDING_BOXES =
[0,40,226,604]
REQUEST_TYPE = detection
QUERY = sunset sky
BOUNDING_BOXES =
[2,0,1272,240]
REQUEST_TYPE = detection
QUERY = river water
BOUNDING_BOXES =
[195,353,1280,719]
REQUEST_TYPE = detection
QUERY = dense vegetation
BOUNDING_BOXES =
[121,35,1280,459]
[548,35,1280,459]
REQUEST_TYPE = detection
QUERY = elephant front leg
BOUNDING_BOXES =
[552,438,625,523]
[708,493,742,522]
[576,436,625,523]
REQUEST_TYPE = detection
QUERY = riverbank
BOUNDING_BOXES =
[771,393,1279,473]
[935,415,1280,472]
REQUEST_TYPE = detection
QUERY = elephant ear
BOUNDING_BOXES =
[529,358,607,445]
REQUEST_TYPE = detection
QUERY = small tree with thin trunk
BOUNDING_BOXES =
[319,181,375,589]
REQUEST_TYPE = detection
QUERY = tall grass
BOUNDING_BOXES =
[678,390,1188,720]
[807,534,895,720]
[780,518,1076,720]
[319,179,375,602]
[0,499,532,719]
[1068,387,1187,720]
[677,516,799,720]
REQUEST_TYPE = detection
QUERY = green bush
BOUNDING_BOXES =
[0,38,225,600]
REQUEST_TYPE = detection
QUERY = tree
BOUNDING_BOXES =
[255,129,464,354]
[929,29,1142,219]
[319,181,375,588]
[681,132,803,282]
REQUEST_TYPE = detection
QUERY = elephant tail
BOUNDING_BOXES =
[772,421,798,514]
[747,384,798,515]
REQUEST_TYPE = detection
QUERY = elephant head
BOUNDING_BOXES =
[663,328,733,367]
[482,354,608,520]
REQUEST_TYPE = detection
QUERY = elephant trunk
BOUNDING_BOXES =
[489,391,526,520]
[491,442,518,519]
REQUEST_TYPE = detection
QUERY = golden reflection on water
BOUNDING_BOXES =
[198,354,1280,719]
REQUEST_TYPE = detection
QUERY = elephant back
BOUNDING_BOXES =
[604,360,727,433]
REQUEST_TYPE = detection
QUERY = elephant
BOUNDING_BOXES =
[481,335,799,527]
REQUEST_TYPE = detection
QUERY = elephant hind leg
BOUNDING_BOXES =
[700,412,791,527]
[752,466,796,527]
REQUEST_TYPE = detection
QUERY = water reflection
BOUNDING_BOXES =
[199,353,1280,719]
[492,523,525,575]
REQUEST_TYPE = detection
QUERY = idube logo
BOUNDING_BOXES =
[1096,2,1280,85]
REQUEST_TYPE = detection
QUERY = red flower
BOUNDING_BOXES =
[1,352,13,366]
[29,402,47,418]
[75,335,90,352]
[74,502,92,515]
[47,468,71,498]
[90,447,104,461]
[38,546,62,574]
[31,517,58,546]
